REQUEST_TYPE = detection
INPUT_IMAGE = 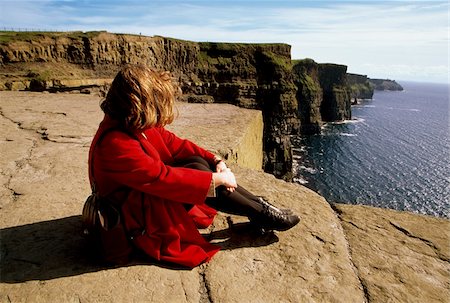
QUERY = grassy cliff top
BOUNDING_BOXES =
[0,30,290,48]
[0,31,109,44]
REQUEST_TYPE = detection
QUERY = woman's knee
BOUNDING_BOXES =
[175,156,211,170]
[186,156,210,167]
[183,162,211,172]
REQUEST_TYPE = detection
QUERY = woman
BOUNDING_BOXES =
[89,64,300,268]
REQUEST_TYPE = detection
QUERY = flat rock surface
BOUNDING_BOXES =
[333,204,450,303]
[1,91,448,303]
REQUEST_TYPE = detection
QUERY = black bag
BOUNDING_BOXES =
[82,129,133,265]
[82,192,132,265]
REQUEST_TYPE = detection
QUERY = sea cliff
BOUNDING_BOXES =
[0,31,406,181]
[0,31,298,179]
[347,73,375,102]
[1,31,366,180]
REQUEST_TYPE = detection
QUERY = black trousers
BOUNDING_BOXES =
[175,156,263,216]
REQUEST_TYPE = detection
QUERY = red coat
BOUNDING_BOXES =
[89,115,220,268]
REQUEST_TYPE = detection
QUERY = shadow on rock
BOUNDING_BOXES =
[1,216,278,282]
[1,215,107,283]
[206,221,279,250]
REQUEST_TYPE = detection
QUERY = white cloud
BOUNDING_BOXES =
[0,0,448,82]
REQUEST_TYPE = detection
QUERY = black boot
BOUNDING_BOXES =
[249,198,300,232]
[207,186,300,232]
[255,197,293,215]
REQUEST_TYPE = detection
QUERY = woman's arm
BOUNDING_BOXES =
[156,127,237,191]
[156,128,217,165]
[95,131,213,205]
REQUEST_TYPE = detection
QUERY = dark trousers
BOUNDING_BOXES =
[175,156,262,216]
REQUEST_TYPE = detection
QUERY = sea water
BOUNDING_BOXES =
[292,81,450,218]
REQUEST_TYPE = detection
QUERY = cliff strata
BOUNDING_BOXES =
[292,59,352,134]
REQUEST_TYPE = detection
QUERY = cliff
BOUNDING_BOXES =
[1,91,448,302]
[0,31,363,178]
[292,59,352,134]
[369,78,404,91]
[317,63,351,122]
[183,41,300,180]
[0,31,298,179]
[347,73,375,102]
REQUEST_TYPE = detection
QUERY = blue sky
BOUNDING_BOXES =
[1,0,448,83]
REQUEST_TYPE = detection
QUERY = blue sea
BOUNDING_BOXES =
[292,81,450,219]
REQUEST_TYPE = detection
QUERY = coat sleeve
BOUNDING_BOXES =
[156,128,217,165]
[96,132,213,205]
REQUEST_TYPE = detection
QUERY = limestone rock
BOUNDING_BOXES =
[167,102,264,170]
[333,203,450,303]
[0,91,364,302]
[206,165,366,303]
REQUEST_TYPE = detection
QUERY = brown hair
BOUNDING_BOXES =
[101,64,179,131]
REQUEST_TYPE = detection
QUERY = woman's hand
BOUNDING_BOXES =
[213,169,237,192]
[215,160,228,173]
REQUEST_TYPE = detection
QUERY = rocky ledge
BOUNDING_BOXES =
[0,92,448,302]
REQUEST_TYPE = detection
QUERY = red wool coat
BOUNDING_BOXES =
[89,116,220,268]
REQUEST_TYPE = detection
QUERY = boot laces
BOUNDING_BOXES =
[262,203,289,222]
[258,197,292,216]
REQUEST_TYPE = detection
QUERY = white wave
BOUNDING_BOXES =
[354,104,376,108]
[292,146,306,152]
[326,117,365,125]
[340,133,357,137]
[293,177,309,185]
[299,165,318,174]
[380,106,421,112]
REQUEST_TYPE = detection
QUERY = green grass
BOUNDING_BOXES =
[262,51,292,70]
[0,31,106,44]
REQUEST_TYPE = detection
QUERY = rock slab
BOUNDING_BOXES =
[333,204,450,303]
[1,91,448,303]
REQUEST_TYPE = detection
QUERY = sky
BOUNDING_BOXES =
[1,0,448,83]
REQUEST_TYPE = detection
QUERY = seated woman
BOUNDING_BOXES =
[89,64,300,268]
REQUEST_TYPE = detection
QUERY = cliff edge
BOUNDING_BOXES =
[0,91,448,303]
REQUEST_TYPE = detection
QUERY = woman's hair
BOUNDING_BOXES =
[101,64,179,130]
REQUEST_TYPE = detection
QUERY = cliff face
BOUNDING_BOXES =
[181,42,300,179]
[318,63,351,122]
[292,59,323,134]
[292,59,352,134]
[347,73,374,102]
[0,32,199,75]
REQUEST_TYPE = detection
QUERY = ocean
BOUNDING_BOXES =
[292,81,450,219]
